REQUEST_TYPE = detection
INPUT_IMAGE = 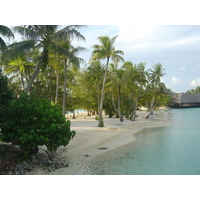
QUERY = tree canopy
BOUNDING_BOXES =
[0,25,171,128]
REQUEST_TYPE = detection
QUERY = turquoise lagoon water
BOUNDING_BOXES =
[79,108,200,175]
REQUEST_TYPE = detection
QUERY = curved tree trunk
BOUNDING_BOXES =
[146,88,156,119]
[98,57,110,127]
[24,48,47,94]
[97,74,100,116]
[62,59,67,117]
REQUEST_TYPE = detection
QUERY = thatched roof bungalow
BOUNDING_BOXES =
[171,93,200,108]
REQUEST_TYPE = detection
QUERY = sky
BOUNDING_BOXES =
[72,25,200,93]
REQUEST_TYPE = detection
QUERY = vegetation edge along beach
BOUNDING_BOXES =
[0,25,199,175]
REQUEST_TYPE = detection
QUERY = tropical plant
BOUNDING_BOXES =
[186,86,200,93]
[54,40,86,116]
[91,35,124,127]
[107,63,126,122]
[0,93,75,159]
[0,70,13,124]
[146,63,165,118]
[2,25,86,94]
[87,61,105,114]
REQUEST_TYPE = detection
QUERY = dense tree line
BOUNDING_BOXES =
[0,25,171,129]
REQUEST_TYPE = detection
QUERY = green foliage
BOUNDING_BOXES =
[186,86,200,93]
[0,70,13,124]
[0,93,75,155]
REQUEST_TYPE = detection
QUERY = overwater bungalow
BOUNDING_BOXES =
[171,93,200,108]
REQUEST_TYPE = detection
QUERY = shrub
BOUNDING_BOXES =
[0,93,75,158]
[0,70,13,124]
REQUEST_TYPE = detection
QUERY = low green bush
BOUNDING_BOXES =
[0,93,75,158]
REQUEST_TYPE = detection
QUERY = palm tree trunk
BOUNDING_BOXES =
[24,48,47,94]
[118,85,123,122]
[97,74,100,115]
[20,71,25,90]
[55,73,59,103]
[98,57,110,127]
[146,87,156,119]
[132,97,138,121]
[62,59,67,117]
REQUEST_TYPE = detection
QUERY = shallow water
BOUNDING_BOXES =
[78,108,200,175]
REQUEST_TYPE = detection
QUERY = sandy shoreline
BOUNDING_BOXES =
[26,108,172,175]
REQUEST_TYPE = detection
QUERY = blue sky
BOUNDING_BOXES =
[72,25,200,93]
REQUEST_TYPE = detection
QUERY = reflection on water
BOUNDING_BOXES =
[77,108,200,175]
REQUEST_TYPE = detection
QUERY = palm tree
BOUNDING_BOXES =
[107,64,125,122]
[132,62,148,120]
[187,86,200,93]
[146,63,165,118]
[3,55,34,90]
[0,25,14,49]
[122,61,138,120]
[87,61,105,115]
[3,25,86,94]
[91,35,124,127]
[55,40,86,116]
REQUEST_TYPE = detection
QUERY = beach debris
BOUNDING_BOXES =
[98,147,108,150]
[0,144,70,175]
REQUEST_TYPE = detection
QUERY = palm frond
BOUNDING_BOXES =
[13,26,39,40]
[1,40,36,62]
[54,25,86,42]
[110,35,119,44]
[0,25,14,39]
[0,37,6,48]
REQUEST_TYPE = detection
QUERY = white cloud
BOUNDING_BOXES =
[171,77,181,84]
[190,78,200,87]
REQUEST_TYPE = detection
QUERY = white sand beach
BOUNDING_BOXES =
[26,108,172,175]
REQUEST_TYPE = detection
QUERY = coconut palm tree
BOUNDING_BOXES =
[122,61,138,120]
[55,40,86,116]
[131,62,148,120]
[87,61,105,115]
[3,55,34,90]
[187,86,200,93]
[91,35,124,127]
[2,25,86,94]
[146,63,165,118]
[107,64,126,122]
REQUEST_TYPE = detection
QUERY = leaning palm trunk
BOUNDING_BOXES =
[98,58,109,127]
[97,74,100,115]
[145,90,156,119]
[62,59,67,117]
[20,71,25,90]
[24,49,47,94]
